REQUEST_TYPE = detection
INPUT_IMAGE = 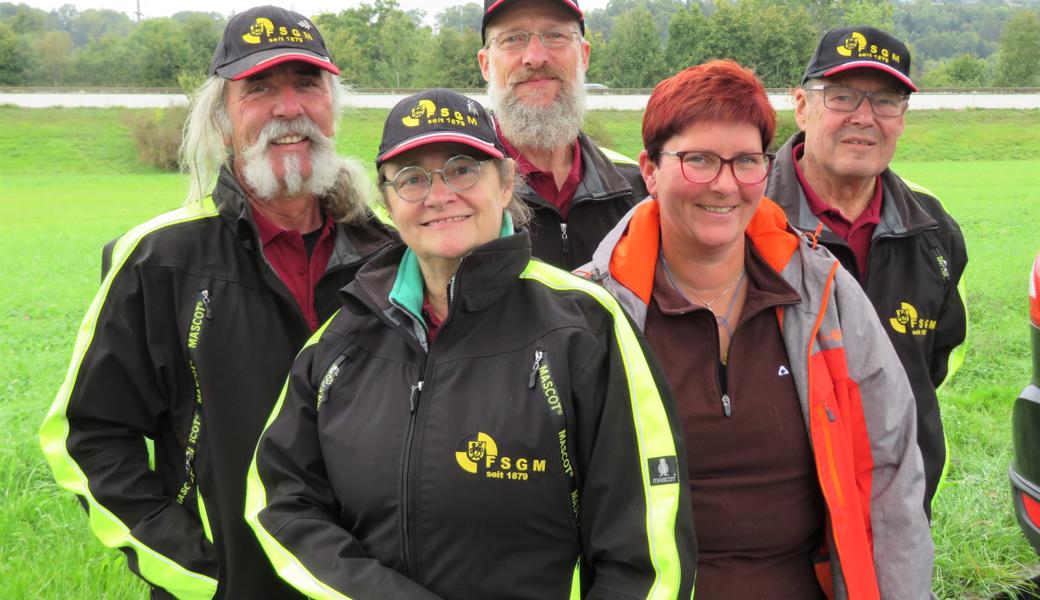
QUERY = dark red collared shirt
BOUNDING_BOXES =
[251,205,335,332]
[497,124,583,219]
[421,294,444,342]
[792,143,882,282]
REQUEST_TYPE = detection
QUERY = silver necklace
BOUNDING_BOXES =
[661,256,745,313]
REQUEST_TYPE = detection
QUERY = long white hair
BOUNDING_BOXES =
[178,72,371,224]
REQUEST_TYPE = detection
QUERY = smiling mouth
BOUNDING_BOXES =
[271,134,307,145]
[699,205,736,214]
[424,215,470,226]
[843,139,876,146]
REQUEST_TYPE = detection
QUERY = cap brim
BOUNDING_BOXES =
[821,61,918,92]
[378,132,504,165]
[218,48,340,81]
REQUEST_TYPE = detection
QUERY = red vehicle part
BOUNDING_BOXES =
[1011,253,1040,554]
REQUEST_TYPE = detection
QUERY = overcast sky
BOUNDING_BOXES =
[20,0,610,23]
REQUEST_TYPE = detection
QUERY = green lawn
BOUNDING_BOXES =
[2,106,1039,599]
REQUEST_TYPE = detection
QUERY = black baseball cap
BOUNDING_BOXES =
[481,0,585,44]
[209,5,339,81]
[801,26,917,92]
[377,89,505,168]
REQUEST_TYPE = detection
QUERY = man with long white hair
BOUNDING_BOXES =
[40,6,393,599]
[477,0,646,269]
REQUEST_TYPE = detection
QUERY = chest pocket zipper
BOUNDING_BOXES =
[316,355,347,412]
[529,349,580,524]
[176,289,211,506]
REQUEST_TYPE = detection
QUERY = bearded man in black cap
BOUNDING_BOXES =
[477,0,646,269]
[765,26,968,518]
[39,6,393,598]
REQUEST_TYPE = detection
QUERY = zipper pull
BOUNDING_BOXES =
[448,275,457,308]
[824,405,837,422]
[528,349,543,388]
[200,289,213,319]
[721,394,732,418]
[408,380,423,413]
[316,355,346,412]
[560,223,568,242]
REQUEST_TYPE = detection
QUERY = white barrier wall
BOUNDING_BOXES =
[2,91,1039,110]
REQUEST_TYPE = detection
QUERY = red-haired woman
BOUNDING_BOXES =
[579,60,933,599]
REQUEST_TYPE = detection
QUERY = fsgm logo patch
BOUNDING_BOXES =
[455,432,547,482]
[889,302,937,336]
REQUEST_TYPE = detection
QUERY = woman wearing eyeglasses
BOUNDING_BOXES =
[580,61,932,599]
[245,88,696,600]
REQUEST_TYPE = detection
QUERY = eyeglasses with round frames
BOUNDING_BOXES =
[382,155,489,203]
[805,85,909,117]
[659,151,776,185]
[488,29,580,52]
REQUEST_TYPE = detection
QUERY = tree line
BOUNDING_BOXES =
[1,0,1039,90]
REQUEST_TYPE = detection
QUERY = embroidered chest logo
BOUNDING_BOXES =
[455,432,547,481]
[889,302,937,336]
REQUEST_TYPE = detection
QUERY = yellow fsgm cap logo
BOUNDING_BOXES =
[402,99,437,127]
[242,17,316,45]
[402,99,482,128]
[835,30,902,64]
[836,31,868,57]
[243,17,275,44]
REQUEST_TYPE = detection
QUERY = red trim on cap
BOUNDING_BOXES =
[823,61,917,92]
[485,0,584,19]
[380,132,504,163]
[232,53,340,80]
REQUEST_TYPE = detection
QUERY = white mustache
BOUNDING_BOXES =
[253,117,330,148]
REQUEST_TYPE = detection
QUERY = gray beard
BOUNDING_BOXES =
[240,117,341,202]
[487,65,587,151]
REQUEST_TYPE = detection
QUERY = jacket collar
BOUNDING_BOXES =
[766,131,938,239]
[512,131,634,209]
[344,228,534,345]
[211,166,396,271]
[588,197,800,307]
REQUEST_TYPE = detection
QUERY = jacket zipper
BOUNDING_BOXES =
[400,377,421,575]
[560,223,569,259]
[316,355,346,412]
[399,265,463,576]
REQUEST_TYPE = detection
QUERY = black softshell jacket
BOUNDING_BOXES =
[40,168,395,599]
[766,132,968,515]
[518,132,647,270]
[247,233,697,600]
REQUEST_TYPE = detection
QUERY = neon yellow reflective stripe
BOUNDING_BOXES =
[597,145,638,166]
[519,261,682,600]
[245,316,354,600]
[569,559,581,600]
[38,199,219,600]
[197,488,213,544]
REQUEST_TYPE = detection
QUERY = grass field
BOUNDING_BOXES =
[2,105,1039,599]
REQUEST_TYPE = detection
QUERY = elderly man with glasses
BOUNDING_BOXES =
[766,26,968,519]
[476,0,646,269]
